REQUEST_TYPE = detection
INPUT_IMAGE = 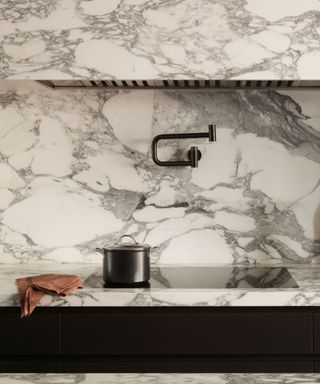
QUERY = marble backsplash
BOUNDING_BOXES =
[2,0,320,79]
[0,81,319,265]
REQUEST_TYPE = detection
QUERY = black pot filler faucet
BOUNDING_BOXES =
[151,124,216,168]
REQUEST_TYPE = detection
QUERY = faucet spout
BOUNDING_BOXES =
[208,124,216,142]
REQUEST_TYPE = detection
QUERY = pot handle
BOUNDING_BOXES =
[116,235,138,244]
[95,248,105,255]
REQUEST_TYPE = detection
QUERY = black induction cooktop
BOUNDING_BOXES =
[101,266,299,289]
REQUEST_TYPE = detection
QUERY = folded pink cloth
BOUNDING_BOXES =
[16,274,83,317]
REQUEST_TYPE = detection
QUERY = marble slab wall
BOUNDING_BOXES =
[1,0,320,79]
[0,81,319,265]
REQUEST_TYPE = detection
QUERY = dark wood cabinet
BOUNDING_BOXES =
[62,309,312,356]
[0,307,318,373]
[0,312,60,356]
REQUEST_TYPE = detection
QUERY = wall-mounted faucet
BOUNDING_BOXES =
[151,124,216,168]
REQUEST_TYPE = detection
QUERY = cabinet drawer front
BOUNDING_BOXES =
[0,313,60,356]
[62,310,312,355]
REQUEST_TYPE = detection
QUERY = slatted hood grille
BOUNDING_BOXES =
[38,80,320,89]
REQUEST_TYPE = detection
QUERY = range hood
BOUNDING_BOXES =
[38,80,320,90]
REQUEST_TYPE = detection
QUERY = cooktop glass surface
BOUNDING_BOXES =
[100,267,298,289]
[148,266,298,289]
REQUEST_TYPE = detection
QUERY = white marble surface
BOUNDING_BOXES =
[2,263,320,307]
[1,373,320,384]
[1,0,320,79]
[0,82,319,265]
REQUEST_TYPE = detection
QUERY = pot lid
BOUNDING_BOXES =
[106,235,150,251]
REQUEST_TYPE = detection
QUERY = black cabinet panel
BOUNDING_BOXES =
[0,307,315,373]
[0,313,60,356]
[62,310,313,356]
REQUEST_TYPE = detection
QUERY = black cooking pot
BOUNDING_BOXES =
[96,235,151,284]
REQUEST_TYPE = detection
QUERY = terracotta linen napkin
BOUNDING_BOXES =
[16,274,83,317]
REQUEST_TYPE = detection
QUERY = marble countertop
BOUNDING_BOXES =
[1,373,320,384]
[2,263,320,307]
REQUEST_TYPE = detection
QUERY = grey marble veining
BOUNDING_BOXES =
[2,263,320,307]
[1,373,320,384]
[2,0,320,79]
[0,81,319,265]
